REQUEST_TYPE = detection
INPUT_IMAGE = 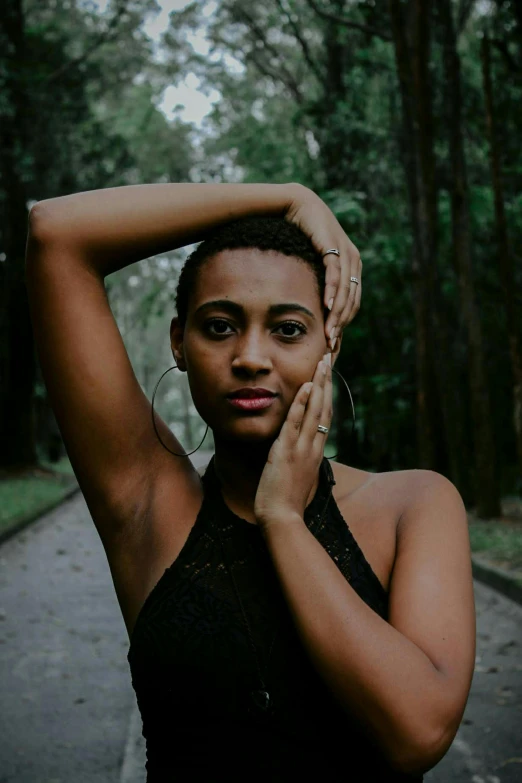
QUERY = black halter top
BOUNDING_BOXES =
[127,456,423,782]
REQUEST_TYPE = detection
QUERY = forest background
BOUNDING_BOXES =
[1,0,521,526]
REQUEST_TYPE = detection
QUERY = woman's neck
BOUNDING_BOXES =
[211,437,320,523]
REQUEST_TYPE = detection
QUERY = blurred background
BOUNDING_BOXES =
[1,2,522,781]
[1,0,522,566]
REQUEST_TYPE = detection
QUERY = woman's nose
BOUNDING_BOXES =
[231,335,273,374]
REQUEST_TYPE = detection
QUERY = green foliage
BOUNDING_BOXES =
[0,470,77,537]
[469,519,522,571]
[2,0,521,490]
[156,0,521,485]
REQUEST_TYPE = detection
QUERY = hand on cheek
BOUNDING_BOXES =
[254,352,333,530]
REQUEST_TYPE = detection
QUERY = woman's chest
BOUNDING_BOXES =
[115,465,404,640]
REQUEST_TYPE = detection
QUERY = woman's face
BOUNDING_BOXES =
[171,248,331,446]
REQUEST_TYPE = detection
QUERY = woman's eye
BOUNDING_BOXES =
[204,319,306,338]
[275,321,307,338]
[205,318,232,335]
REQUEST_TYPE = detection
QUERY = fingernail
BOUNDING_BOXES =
[330,326,337,340]
[324,352,331,366]
[328,297,334,311]
[330,337,337,351]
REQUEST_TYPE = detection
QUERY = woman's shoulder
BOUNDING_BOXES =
[330,460,398,501]
[327,463,456,596]
[329,461,446,528]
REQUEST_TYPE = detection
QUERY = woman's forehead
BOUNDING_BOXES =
[194,248,318,300]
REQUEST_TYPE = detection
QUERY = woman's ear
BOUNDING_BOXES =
[170,316,187,372]
[331,329,343,368]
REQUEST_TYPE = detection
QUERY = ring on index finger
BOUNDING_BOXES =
[323,248,340,258]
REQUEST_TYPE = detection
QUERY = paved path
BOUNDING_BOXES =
[0,489,132,782]
[0,451,213,783]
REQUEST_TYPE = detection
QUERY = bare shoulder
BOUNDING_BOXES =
[328,463,435,595]
[391,468,467,531]
[330,461,428,518]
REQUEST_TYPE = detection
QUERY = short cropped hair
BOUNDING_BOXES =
[174,215,327,328]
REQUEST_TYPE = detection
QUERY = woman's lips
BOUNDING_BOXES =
[227,396,277,411]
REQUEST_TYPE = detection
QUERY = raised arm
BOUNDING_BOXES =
[30,182,298,276]
[25,182,298,550]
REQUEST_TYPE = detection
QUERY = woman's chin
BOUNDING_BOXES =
[217,418,281,445]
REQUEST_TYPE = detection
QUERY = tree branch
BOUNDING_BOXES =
[304,0,392,41]
[227,4,304,102]
[456,0,476,36]
[245,49,303,104]
[42,1,129,85]
[491,37,522,73]
[273,0,327,87]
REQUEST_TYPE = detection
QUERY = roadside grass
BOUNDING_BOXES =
[468,521,522,572]
[467,495,522,574]
[0,457,78,538]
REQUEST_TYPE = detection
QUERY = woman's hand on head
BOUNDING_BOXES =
[284,184,362,350]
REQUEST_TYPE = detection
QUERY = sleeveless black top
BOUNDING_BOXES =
[127,456,423,782]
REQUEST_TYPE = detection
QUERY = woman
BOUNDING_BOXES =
[26,182,476,781]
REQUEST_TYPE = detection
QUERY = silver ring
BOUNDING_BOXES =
[323,249,340,258]
[350,276,359,285]
[317,425,329,434]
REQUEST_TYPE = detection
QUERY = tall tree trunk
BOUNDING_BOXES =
[389,0,437,469]
[481,33,522,485]
[0,0,38,470]
[438,0,501,517]
[388,0,471,498]
[311,5,359,464]
[317,2,348,191]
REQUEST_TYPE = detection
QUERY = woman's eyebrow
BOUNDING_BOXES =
[194,299,315,320]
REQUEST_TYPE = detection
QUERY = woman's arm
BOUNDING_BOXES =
[24,182,296,545]
[30,182,300,277]
[254,359,475,776]
[261,472,475,776]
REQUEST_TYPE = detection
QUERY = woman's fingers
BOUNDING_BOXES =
[276,354,333,460]
[338,254,363,328]
[324,240,361,347]
[300,358,326,443]
[283,186,361,345]
[299,354,332,447]
[277,381,313,449]
[323,252,341,315]
[346,249,362,321]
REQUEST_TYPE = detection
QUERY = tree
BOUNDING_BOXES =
[437,0,500,516]
[0,0,36,469]
[481,31,522,484]
[0,0,195,470]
